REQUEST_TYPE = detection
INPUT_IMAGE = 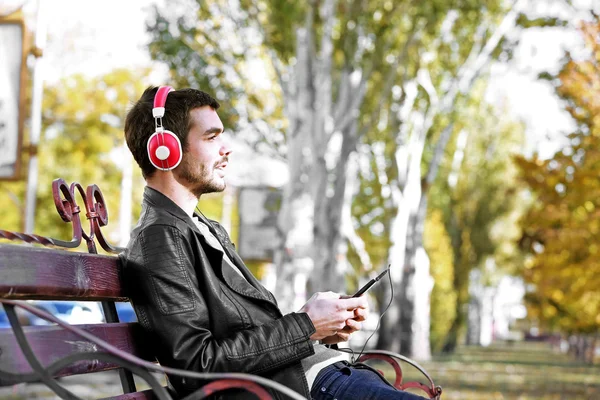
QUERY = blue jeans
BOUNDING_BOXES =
[310,361,428,400]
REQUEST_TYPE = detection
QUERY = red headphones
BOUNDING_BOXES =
[147,86,183,171]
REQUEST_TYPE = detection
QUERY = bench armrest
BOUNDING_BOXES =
[357,350,442,399]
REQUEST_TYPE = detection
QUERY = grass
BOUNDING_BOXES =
[384,341,600,400]
[0,341,598,399]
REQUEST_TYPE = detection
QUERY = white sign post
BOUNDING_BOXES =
[0,17,26,180]
[237,187,284,261]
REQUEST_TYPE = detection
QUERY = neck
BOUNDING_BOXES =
[146,174,198,216]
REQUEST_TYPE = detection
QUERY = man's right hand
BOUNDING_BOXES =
[298,291,368,341]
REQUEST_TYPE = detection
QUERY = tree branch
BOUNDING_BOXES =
[446,0,525,107]
[423,0,525,192]
[343,215,373,270]
[313,0,338,151]
[333,69,353,124]
[395,78,419,187]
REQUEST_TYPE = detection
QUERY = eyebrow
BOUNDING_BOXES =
[204,127,223,135]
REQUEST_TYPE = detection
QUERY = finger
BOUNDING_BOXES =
[339,325,354,333]
[353,308,368,321]
[318,291,341,300]
[324,329,338,338]
[345,319,362,332]
[341,310,356,322]
[339,296,368,310]
[335,319,350,330]
[321,333,348,345]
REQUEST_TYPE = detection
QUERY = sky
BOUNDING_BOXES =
[36,0,164,83]
[14,0,597,161]
[486,0,598,158]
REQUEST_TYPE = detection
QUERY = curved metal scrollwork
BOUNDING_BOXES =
[86,183,122,253]
[358,350,443,399]
[0,178,123,254]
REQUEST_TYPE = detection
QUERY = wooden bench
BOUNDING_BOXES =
[0,178,442,400]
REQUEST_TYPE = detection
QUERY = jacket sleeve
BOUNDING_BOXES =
[122,224,315,383]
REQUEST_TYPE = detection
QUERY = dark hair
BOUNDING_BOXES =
[124,86,220,179]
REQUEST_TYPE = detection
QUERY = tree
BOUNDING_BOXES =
[438,98,526,352]
[359,1,525,358]
[424,209,456,353]
[516,15,600,360]
[1,69,149,249]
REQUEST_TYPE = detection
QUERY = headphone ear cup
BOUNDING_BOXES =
[147,130,183,171]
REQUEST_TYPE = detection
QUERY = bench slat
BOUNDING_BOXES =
[0,322,155,385]
[0,244,125,301]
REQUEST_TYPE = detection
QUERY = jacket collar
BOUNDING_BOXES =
[143,186,204,234]
[143,186,277,306]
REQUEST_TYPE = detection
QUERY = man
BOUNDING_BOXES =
[121,86,426,399]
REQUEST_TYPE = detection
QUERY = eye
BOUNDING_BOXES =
[209,131,224,141]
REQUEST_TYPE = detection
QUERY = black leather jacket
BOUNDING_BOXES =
[120,187,315,399]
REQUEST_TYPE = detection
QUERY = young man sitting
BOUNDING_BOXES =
[121,86,427,399]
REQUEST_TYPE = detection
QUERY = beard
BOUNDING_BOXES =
[175,155,226,197]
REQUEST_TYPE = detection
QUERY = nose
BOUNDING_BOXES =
[219,135,232,156]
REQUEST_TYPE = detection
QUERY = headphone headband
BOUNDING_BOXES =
[152,86,174,118]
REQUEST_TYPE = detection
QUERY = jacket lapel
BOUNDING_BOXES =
[194,213,277,305]
[225,245,278,304]
[143,187,277,306]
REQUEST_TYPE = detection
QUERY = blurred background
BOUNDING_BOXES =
[0,0,599,398]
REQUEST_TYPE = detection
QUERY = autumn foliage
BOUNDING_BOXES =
[516,17,600,335]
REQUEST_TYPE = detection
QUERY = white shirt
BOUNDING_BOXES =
[193,217,246,279]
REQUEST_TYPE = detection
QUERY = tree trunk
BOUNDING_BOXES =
[443,224,470,353]
[466,270,484,346]
[310,127,358,293]
[274,0,364,308]
[376,80,419,354]
[273,14,316,313]
[399,187,434,359]
[375,177,410,353]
